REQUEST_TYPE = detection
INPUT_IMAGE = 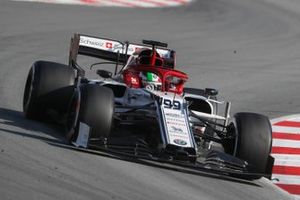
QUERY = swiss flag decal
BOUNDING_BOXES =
[106,42,113,49]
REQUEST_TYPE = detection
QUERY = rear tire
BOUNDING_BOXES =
[234,112,272,175]
[67,84,114,143]
[23,61,75,120]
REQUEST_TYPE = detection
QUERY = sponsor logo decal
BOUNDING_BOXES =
[170,126,184,134]
[80,37,104,48]
[112,43,124,52]
[173,139,187,146]
[145,83,156,91]
[106,42,113,49]
[130,77,138,84]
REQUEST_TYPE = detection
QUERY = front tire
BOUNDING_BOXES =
[234,112,273,175]
[67,84,114,144]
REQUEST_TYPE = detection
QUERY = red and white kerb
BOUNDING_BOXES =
[271,115,300,199]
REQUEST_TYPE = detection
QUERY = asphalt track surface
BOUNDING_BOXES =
[0,0,299,199]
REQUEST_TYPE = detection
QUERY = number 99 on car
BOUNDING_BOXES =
[158,98,181,110]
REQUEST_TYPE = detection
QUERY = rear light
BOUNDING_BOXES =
[123,72,141,88]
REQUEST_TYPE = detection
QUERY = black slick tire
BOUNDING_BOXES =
[68,84,114,143]
[23,60,75,120]
[234,112,272,175]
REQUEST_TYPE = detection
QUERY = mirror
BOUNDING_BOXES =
[205,88,218,96]
[97,70,112,78]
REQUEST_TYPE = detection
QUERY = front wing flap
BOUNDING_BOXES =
[85,139,267,180]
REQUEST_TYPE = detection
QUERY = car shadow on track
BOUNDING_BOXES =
[0,107,67,145]
[0,107,264,187]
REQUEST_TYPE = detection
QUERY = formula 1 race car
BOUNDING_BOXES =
[23,34,274,179]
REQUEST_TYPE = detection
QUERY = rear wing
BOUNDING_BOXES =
[69,33,176,68]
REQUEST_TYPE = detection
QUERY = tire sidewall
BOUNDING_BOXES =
[70,84,114,143]
[234,112,272,174]
[23,61,75,120]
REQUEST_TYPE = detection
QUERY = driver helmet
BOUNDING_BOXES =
[140,72,162,91]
